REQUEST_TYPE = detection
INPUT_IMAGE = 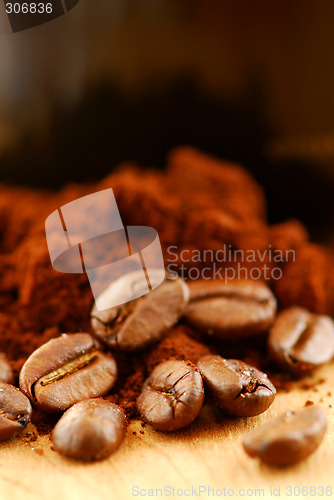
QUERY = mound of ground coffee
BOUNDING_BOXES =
[0,146,333,430]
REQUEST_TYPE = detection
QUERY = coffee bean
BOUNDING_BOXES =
[19,333,117,413]
[137,360,204,431]
[185,279,276,339]
[0,353,14,384]
[91,275,189,351]
[268,307,334,375]
[197,355,276,417]
[52,399,126,461]
[0,382,32,441]
[243,405,327,466]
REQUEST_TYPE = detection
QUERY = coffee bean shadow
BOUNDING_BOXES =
[46,448,126,469]
[142,404,260,445]
[257,461,311,475]
[0,423,41,452]
[140,406,323,477]
[0,434,25,452]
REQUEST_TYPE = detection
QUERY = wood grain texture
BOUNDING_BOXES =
[0,363,333,500]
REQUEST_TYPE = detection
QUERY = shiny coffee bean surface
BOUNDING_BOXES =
[243,405,328,466]
[197,355,276,417]
[185,279,276,339]
[268,307,334,374]
[19,333,117,412]
[52,399,126,461]
[0,382,32,441]
[137,360,204,431]
[91,274,189,351]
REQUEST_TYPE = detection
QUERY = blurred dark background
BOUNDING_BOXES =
[0,0,334,242]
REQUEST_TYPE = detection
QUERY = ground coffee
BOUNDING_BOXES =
[0,146,333,433]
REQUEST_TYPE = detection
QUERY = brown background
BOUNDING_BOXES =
[1,1,334,240]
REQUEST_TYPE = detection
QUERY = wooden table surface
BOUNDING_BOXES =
[0,364,333,500]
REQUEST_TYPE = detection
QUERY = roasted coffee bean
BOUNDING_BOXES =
[137,360,204,431]
[185,279,276,339]
[0,382,32,440]
[19,333,117,413]
[91,274,189,351]
[243,405,327,466]
[197,355,276,417]
[0,353,14,384]
[268,307,334,375]
[52,399,126,461]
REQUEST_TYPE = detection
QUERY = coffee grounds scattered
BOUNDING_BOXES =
[0,146,334,431]
[103,325,213,419]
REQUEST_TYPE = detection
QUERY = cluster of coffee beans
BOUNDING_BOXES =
[0,273,333,466]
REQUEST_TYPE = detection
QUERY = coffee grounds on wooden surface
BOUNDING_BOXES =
[0,146,333,426]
